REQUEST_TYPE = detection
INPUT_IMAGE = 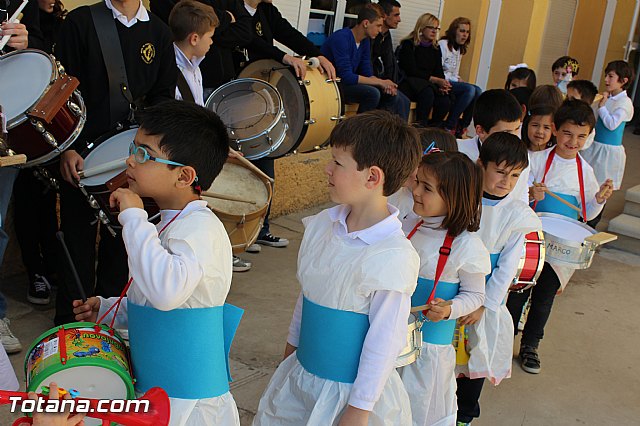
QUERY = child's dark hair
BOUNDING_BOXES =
[509,87,533,110]
[505,67,536,90]
[552,56,580,76]
[522,104,556,150]
[357,2,384,24]
[480,132,529,171]
[473,89,522,133]
[330,110,421,196]
[418,152,482,236]
[169,0,219,42]
[136,100,229,192]
[530,85,563,110]
[605,60,635,90]
[418,127,458,153]
[567,79,598,104]
[553,99,596,132]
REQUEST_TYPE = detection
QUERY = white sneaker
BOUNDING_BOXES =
[245,244,261,253]
[232,256,252,272]
[0,318,22,354]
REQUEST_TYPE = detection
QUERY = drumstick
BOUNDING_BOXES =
[0,0,28,50]
[410,300,453,313]
[78,157,128,179]
[56,231,87,302]
[201,191,256,205]
[542,188,583,215]
[229,148,274,183]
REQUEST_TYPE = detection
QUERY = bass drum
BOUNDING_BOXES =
[239,59,343,158]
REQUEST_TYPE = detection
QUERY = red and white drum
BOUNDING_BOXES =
[510,230,545,292]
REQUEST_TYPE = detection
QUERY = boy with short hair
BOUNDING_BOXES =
[508,99,613,374]
[169,0,219,105]
[253,111,421,425]
[73,100,241,425]
[457,89,529,202]
[455,132,541,425]
[566,80,599,151]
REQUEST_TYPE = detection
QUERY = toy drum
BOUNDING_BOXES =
[202,157,272,253]
[0,49,86,167]
[239,59,343,157]
[205,78,288,160]
[538,213,617,269]
[78,126,159,234]
[25,322,134,408]
[395,313,422,368]
[510,230,545,292]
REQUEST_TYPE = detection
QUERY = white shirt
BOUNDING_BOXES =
[244,2,257,16]
[104,0,149,28]
[174,44,205,106]
[438,39,461,82]
[597,90,634,131]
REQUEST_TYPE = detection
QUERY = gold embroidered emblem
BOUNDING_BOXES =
[255,21,263,37]
[140,43,155,64]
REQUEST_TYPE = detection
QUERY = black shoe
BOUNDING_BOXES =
[519,345,541,374]
[27,274,51,305]
[256,232,289,247]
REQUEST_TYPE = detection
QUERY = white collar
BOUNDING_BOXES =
[327,204,403,245]
[608,90,627,101]
[173,43,204,70]
[105,0,149,28]
[158,200,208,227]
[244,2,257,16]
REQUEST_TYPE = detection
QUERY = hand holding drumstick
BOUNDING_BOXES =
[596,179,614,204]
[530,182,547,201]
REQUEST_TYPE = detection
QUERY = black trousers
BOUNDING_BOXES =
[456,376,485,423]
[13,168,59,282]
[506,262,561,348]
[54,181,128,325]
[251,156,275,235]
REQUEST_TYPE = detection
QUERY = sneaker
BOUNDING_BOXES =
[256,232,289,247]
[457,422,470,426]
[233,256,252,272]
[27,274,51,305]
[519,345,541,374]
[245,243,261,253]
[0,318,22,354]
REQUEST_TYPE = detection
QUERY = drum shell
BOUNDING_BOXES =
[395,313,422,368]
[539,212,598,269]
[510,230,545,292]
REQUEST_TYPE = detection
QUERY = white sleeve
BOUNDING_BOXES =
[96,296,129,329]
[119,208,203,311]
[0,346,19,391]
[286,292,303,347]
[598,105,631,130]
[349,290,410,411]
[585,196,605,220]
[449,270,485,319]
[485,233,523,311]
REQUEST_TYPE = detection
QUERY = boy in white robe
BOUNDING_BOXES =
[253,111,421,426]
[455,133,541,425]
[73,101,241,426]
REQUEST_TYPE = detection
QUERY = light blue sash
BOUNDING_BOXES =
[297,297,369,383]
[412,277,460,345]
[487,253,500,281]
[595,117,625,146]
[533,193,580,220]
[128,302,243,399]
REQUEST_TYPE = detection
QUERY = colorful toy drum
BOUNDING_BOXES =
[510,230,545,292]
[25,322,134,405]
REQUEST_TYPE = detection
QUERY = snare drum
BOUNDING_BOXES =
[205,78,287,160]
[25,322,134,425]
[239,59,343,157]
[202,157,272,253]
[0,49,86,166]
[79,127,159,232]
[539,212,614,269]
[510,231,545,292]
[396,313,422,368]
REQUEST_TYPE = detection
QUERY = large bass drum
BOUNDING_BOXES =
[239,59,343,158]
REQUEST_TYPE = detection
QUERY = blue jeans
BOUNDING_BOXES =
[343,84,381,113]
[445,81,482,130]
[0,167,19,319]
[379,90,411,121]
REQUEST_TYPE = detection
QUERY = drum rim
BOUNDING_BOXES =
[1,49,59,129]
[538,212,596,246]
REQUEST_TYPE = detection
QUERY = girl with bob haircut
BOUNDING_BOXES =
[399,151,490,426]
[439,17,482,138]
[505,66,537,90]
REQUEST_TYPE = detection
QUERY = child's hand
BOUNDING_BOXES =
[530,182,546,201]
[426,298,451,323]
[338,405,369,426]
[599,92,609,108]
[72,297,100,323]
[458,306,485,325]
[109,188,143,212]
[30,382,86,426]
[596,179,614,204]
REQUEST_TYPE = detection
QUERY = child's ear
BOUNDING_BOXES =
[189,32,199,47]
[622,77,630,87]
[176,166,198,189]
[366,166,384,190]
[476,158,484,168]
[475,125,487,141]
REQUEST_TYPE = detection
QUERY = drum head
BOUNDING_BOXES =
[80,128,138,187]
[240,60,307,155]
[203,162,269,215]
[206,78,283,142]
[0,50,54,126]
[540,214,594,241]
